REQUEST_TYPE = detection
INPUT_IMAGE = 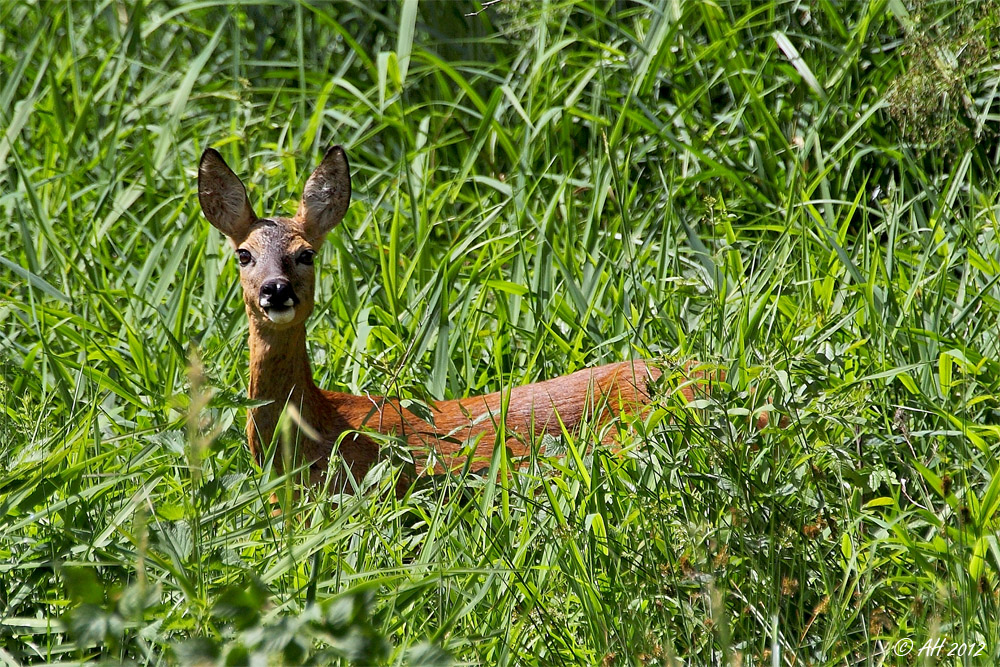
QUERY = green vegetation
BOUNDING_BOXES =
[2,0,1000,663]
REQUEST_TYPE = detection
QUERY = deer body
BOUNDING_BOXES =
[249,314,662,483]
[199,146,671,489]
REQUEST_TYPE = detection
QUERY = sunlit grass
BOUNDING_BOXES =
[2,0,1000,664]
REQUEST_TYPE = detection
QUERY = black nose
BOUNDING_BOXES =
[259,279,297,307]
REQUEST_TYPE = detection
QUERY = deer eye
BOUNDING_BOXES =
[297,249,315,266]
[236,249,252,266]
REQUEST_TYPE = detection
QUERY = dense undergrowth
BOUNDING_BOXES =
[2,0,1000,664]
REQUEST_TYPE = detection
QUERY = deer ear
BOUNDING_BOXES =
[297,145,351,242]
[198,148,255,243]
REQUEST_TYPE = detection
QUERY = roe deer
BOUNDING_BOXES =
[198,146,720,490]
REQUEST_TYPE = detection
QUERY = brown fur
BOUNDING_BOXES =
[199,146,729,490]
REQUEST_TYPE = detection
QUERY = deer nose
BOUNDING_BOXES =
[259,279,298,309]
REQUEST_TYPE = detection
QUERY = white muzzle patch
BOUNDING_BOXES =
[264,306,296,324]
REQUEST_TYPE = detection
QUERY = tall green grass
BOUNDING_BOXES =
[2,0,1000,664]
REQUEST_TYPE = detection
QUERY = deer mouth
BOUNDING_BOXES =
[260,297,298,324]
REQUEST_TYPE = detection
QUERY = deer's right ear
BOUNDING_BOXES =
[198,148,255,243]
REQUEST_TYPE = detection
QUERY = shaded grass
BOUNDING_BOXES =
[2,0,1000,664]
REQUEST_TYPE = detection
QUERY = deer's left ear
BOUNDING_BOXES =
[297,145,351,242]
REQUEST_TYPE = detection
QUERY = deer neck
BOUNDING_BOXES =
[246,318,320,454]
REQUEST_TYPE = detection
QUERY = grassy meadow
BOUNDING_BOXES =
[3,0,1000,664]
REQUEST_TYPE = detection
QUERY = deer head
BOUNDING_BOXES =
[198,146,351,329]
